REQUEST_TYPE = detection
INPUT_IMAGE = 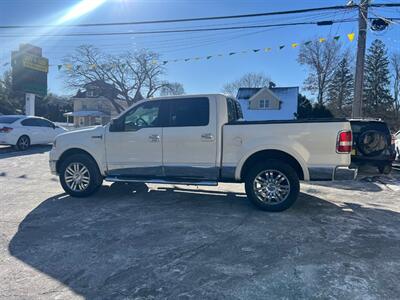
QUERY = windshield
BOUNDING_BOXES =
[0,116,22,124]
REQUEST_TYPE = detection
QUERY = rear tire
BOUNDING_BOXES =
[244,160,300,212]
[15,135,30,151]
[59,154,103,197]
[378,164,392,174]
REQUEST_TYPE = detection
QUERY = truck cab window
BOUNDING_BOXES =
[124,101,162,131]
[168,98,209,127]
[227,98,242,122]
[235,100,243,120]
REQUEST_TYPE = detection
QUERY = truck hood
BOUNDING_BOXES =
[55,126,105,144]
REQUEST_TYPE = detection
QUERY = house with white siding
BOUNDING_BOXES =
[64,81,127,127]
[236,86,299,121]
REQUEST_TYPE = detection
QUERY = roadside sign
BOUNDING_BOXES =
[11,44,48,96]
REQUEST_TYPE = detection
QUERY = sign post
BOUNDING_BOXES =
[25,93,35,116]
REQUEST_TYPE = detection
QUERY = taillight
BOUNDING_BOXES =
[0,127,13,133]
[337,130,352,153]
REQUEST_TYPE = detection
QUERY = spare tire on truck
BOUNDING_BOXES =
[357,129,388,157]
[350,120,395,173]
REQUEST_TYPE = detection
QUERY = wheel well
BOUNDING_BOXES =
[56,148,98,173]
[240,150,304,180]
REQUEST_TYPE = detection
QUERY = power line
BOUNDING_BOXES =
[369,3,400,9]
[0,5,360,29]
[0,3,397,29]
[0,19,358,38]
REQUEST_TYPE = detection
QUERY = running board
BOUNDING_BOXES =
[105,176,218,186]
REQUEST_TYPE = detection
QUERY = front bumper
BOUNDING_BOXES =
[49,160,58,175]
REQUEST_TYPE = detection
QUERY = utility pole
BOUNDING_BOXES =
[352,0,369,118]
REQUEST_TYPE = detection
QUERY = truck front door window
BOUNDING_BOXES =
[124,102,161,131]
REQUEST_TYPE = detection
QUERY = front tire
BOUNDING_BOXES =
[15,135,30,151]
[59,154,103,197]
[244,160,300,212]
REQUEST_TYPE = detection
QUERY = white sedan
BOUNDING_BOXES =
[0,115,67,150]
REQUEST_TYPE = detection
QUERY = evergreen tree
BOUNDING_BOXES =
[296,93,333,119]
[363,39,393,118]
[326,57,354,117]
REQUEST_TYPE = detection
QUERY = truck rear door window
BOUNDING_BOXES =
[167,98,209,127]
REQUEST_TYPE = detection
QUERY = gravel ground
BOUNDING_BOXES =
[1,146,400,299]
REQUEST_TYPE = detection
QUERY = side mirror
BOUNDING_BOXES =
[109,118,124,132]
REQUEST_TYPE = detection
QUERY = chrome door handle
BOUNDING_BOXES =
[201,133,214,141]
[149,134,160,142]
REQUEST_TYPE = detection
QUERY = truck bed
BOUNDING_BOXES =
[222,119,352,181]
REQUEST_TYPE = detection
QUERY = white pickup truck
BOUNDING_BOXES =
[50,94,356,211]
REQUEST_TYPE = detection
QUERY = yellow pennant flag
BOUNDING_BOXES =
[264,47,271,52]
[89,64,96,69]
[291,43,299,48]
[319,38,326,43]
[347,32,355,42]
[65,64,72,71]
[151,60,158,64]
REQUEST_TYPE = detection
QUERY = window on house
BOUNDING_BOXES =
[259,99,270,109]
[87,89,98,97]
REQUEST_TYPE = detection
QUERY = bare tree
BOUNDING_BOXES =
[392,53,400,121]
[222,72,271,96]
[63,45,183,113]
[160,82,185,96]
[298,39,342,105]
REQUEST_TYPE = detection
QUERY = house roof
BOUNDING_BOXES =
[236,86,299,100]
[249,87,281,103]
[236,88,262,100]
[74,80,119,98]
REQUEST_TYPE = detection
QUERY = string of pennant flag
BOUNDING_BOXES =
[1,33,355,70]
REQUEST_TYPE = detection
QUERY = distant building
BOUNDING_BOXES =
[64,80,126,127]
[236,86,299,121]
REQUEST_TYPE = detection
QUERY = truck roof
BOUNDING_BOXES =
[149,93,229,101]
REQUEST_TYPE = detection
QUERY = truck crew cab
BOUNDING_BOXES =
[50,94,355,211]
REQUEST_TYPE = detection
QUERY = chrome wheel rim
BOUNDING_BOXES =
[19,136,29,150]
[253,169,291,204]
[64,162,90,192]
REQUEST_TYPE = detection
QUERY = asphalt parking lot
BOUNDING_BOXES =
[1,146,400,299]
